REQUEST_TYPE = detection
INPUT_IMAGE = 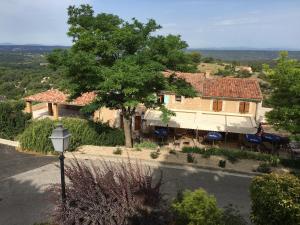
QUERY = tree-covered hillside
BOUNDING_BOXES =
[0,51,64,100]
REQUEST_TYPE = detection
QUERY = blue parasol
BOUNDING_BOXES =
[206,132,223,141]
[154,128,168,139]
[262,133,281,143]
[245,134,262,144]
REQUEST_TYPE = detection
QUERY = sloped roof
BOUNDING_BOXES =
[24,89,96,106]
[202,78,262,100]
[163,71,262,101]
[163,70,205,93]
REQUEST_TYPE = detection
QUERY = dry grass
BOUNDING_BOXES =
[197,62,226,74]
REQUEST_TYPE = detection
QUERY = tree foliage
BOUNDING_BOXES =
[250,173,300,225]
[47,5,197,147]
[264,52,300,134]
[0,100,30,140]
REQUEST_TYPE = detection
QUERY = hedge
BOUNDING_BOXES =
[0,100,31,140]
[19,118,124,153]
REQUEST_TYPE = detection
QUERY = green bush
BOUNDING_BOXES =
[172,189,222,225]
[250,173,300,225]
[255,162,272,173]
[150,151,159,159]
[219,160,226,168]
[113,147,122,155]
[134,140,158,149]
[187,153,196,163]
[19,118,125,153]
[19,118,54,153]
[221,205,248,225]
[92,122,125,146]
[0,100,31,140]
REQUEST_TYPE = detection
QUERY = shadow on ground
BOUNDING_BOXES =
[0,144,56,180]
[0,178,54,225]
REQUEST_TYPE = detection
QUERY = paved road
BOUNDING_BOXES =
[0,145,253,225]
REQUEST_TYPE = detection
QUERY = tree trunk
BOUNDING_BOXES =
[123,116,133,148]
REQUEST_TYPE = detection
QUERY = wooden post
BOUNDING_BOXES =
[52,103,59,120]
[25,101,33,115]
[48,103,53,116]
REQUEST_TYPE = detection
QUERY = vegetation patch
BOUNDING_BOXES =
[134,140,158,150]
[150,151,159,159]
[19,118,124,154]
[172,189,247,225]
[0,100,31,140]
[182,147,280,164]
[250,173,300,225]
[113,147,122,155]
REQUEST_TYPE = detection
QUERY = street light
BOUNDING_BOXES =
[50,123,71,203]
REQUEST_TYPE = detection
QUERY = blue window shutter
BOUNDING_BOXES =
[164,95,169,104]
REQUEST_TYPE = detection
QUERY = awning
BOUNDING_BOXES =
[144,110,257,134]
[144,110,195,128]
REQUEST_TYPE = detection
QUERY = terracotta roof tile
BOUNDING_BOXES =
[163,71,262,100]
[202,78,262,100]
[24,89,96,106]
[163,70,205,92]
[72,92,97,106]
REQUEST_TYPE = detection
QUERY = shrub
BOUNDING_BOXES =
[187,153,196,163]
[169,149,177,155]
[134,141,158,149]
[221,205,248,225]
[92,122,125,146]
[255,162,272,173]
[182,147,280,164]
[19,118,125,153]
[172,189,222,225]
[150,151,159,159]
[113,147,122,155]
[0,100,30,140]
[250,173,300,225]
[19,118,54,154]
[50,159,170,225]
[219,160,226,168]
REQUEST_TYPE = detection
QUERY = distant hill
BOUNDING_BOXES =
[1,45,300,62]
[0,45,69,53]
[188,49,300,62]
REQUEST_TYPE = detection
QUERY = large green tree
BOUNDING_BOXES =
[48,5,196,147]
[264,52,300,134]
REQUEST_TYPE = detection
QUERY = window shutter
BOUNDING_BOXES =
[164,95,169,104]
[245,102,250,113]
[213,100,218,111]
[239,102,245,113]
[134,116,141,130]
[217,100,223,111]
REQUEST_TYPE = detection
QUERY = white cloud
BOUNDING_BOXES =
[214,17,260,26]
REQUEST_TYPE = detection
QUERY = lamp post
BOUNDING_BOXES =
[50,123,71,203]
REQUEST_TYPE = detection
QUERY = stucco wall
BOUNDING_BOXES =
[166,94,257,116]
[94,107,119,127]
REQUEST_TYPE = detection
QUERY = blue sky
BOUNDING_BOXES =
[0,0,299,49]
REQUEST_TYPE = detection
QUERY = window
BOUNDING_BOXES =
[212,99,222,112]
[157,94,164,104]
[175,95,182,102]
[239,102,250,113]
